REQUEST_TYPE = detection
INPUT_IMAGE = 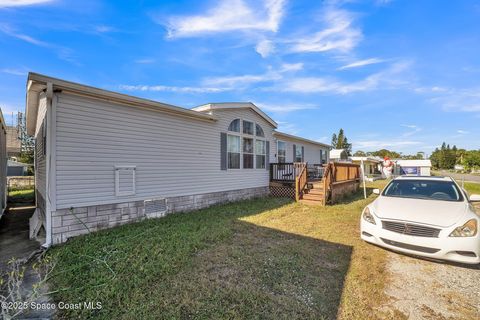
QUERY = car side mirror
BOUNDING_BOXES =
[373,189,380,195]
[470,194,480,202]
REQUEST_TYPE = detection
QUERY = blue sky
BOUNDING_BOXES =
[0,0,479,155]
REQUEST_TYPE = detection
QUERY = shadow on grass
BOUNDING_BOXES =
[334,187,377,205]
[47,197,353,320]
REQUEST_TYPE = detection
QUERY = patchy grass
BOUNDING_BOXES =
[48,181,390,319]
[464,182,480,194]
[8,189,35,204]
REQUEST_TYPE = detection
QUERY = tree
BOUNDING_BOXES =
[370,149,401,159]
[353,150,366,157]
[430,143,463,170]
[463,150,480,171]
[331,128,352,155]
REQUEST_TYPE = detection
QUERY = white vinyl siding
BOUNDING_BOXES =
[276,137,329,164]
[54,93,275,209]
[35,93,47,200]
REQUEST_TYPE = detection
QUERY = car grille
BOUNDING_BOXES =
[380,238,440,254]
[381,221,441,238]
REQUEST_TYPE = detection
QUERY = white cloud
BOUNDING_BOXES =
[400,124,421,137]
[134,58,156,64]
[275,120,299,135]
[457,130,468,134]
[1,68,28,76]
[280,61,411,94]
[279,62,303,72]
[165,0,286,38]
[0,24,49,46]
[119,84,230,93]
[338,58,385,70]
[428,88,480,114]
[203,72,280,87]
[94,25,116,33]
[289,8,362,53]
[0,23,78,64]
[256,102,317,113]
[255,39,275,58]
[354,140,422,149]
[0,0,53,7]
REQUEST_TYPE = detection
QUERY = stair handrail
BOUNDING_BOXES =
[322,162,334,204]
[294,162,308,201]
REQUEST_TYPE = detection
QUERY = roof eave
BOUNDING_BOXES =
[193,102,278,128]
[25,72,218,136]
[273,131,331,148]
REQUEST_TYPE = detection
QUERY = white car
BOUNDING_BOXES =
[361,176,480,264]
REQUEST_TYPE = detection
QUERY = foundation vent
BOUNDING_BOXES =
[144,198,167,218]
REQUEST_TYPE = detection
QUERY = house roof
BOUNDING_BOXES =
[26,72,218,136]
[192,102,277,128]
[350,156,382,163]
[395,159,432,167]
[330,149,347,158]
[273,131,331,148]
[8,160,31,167]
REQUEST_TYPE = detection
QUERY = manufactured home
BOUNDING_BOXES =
[26,73,332,245]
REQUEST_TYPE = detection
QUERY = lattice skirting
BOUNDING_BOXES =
[269,185,295,199]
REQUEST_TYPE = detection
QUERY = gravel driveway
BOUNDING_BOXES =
[381,251,479,319]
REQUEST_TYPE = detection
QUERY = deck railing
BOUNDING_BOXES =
[295,163,308,201]
[269,162,306,182]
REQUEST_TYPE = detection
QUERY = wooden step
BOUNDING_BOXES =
[302,193,323,201]
[304,189,324,197]
[299,199,324,206]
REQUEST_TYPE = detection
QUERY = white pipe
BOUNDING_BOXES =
[361,159,367,199]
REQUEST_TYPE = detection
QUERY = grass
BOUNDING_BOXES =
[464,182,480,194]
[8,188,35,204]
[47,181,392,320]
[43,180,480,319]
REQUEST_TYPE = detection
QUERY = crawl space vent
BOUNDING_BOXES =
[144,198,167,218]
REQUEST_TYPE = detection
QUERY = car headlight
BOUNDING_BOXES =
[363,207,376,225]
[449,219,477,237]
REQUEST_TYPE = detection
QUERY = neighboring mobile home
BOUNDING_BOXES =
[394,159,432,176]
[26,73,331,245]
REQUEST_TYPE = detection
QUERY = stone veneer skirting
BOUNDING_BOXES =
[51,186,269,244]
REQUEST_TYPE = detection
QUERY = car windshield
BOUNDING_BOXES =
[382,179,463,202]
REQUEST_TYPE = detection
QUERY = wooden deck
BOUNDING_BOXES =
[269,162,360,206]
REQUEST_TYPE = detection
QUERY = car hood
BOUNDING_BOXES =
[372,196,468,227]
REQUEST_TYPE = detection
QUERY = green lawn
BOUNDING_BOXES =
[464,182,480,195]
[47,181,393,319]
[8,188,35,204]
[42,181,480,319]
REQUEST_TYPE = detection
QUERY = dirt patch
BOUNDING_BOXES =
[381,251,480,319]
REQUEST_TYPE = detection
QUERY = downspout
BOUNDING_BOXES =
[43,82,53,248]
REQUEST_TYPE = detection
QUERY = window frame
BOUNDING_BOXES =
[226,118,267,170]
[115,165,136,197]
[255,139,266,169]
[295,144,303,162]
[277,140,286,163]
[227,133,241,169]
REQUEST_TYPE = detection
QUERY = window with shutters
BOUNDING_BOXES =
[295,145,303,162]
[115,166,136,196]
[255,140,266,169]
[277,141,286,163]
[225,119,268,170]
[227,135,240,169]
